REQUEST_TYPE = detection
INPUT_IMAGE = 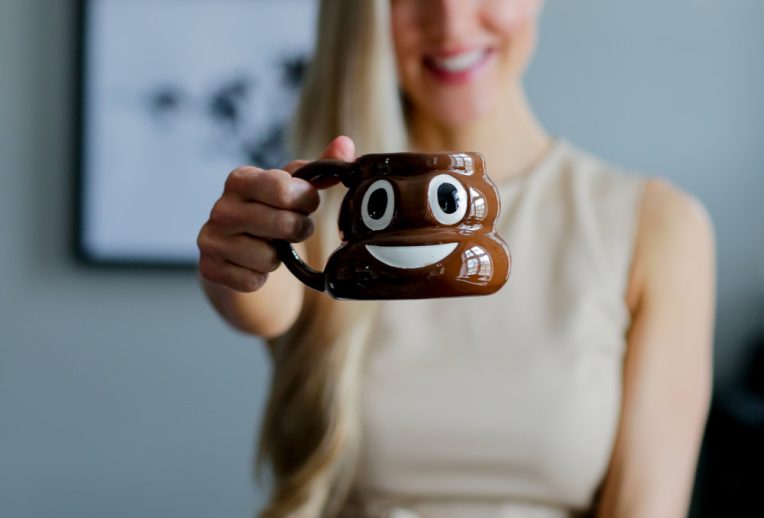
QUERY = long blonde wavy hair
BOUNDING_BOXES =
[257,1,407,516]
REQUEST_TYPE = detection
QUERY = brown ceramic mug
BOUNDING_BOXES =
[273,152,511,300]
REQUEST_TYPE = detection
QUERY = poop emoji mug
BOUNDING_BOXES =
[273,152,511,300]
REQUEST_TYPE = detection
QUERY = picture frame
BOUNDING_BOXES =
[75,0,317,266]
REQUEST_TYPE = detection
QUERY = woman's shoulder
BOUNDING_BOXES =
[557,141,710,223]
[554,140,711,249]
[551,140,714,308]
[626,176,715,310]
[639,177,712,227]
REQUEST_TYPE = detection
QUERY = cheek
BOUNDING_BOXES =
[390,17,419,87]
[487,0,540,36]
[487,0,542,72]
[390,2,422,70]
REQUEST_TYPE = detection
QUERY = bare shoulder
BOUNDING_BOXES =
[627,178,716,311]
[638,178,714,251]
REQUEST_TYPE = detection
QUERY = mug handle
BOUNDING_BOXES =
[272,159,354,293]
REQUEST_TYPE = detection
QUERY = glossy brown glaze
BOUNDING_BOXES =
[275,152,511,300]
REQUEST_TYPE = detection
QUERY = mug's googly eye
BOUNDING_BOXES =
[428,174,468,225]
[361,179,395,231]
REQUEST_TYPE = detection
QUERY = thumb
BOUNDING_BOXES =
[317,135,356,162]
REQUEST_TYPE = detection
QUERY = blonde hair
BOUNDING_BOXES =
[257,1,407,516]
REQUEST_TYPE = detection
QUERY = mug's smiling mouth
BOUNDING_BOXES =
[365,243,458,269]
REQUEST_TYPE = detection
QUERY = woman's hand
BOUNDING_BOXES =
[196,136,356,338]
[197,161,321,293]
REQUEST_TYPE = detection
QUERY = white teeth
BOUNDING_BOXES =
[366,243,458,269]
[431,49,487,73]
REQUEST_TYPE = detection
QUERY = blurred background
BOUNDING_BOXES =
[1,0,762,517]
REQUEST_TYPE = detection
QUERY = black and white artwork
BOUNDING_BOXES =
[79,0,317,264]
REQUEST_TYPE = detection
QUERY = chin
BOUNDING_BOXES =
[420,91,498,127]
[403,58,505,128]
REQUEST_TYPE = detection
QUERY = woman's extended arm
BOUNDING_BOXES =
[596,179,716,518]
[199,258,307,339]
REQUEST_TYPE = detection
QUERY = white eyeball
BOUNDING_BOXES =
[361,179,395,231]
[428,174,468,225]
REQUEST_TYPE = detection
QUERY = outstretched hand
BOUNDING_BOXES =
[197,136,356,292]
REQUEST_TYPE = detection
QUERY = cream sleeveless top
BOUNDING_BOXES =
[341,140,646,518]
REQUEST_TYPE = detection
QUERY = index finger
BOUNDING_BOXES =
[226,167,320,214]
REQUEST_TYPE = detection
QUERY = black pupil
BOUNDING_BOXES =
[437,183,459,214]
[368,188,388,220]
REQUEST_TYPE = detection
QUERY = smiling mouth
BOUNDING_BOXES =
[428,48,490,73]
[423,48,493,82]
[365,243,458,269]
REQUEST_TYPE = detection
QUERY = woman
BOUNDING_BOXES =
[197,0,715,516]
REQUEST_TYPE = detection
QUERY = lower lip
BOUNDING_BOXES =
[423,50,494,85]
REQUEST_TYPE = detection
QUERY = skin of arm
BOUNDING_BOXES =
[200,247,305,339]
[596,179,716,518]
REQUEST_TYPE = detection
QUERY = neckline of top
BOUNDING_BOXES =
[493,137,568,192]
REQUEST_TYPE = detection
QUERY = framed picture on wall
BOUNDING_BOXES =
[76,0,317,266]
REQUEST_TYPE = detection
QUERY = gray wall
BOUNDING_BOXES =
[0,2,270,516]
[1,1,762,517]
